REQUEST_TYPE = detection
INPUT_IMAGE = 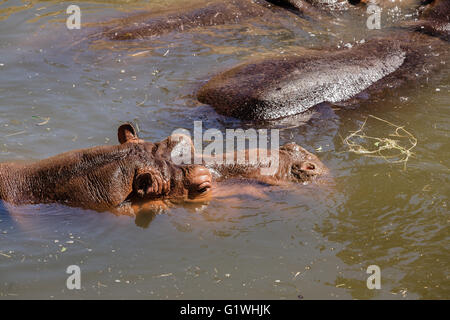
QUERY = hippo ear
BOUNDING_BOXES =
[118,123,139,144]
[168,133,194,162]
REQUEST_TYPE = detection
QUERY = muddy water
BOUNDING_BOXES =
[0,0,448,299]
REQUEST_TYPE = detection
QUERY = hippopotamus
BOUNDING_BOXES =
[90,0,429,50]
[401,0,450,40]
[98,0,362,41]
[102,0,277,41]
[0,124,328,216]
[0,124,213,216]
[166,133,328,185]
[196,0,449,120]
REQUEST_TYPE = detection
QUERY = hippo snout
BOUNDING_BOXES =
[279,142,330,183]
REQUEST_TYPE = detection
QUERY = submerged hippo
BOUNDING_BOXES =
[163,131,328,186]
[0,124,212,216]
[197,0,449,120]
[102,0,277,41]
[0,124,328,216]
[99,0,425,41]
[98,0,364,41]
[402,0,450,40]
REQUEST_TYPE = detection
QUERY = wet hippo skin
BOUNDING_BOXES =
[197,39,407,120]
[0,124,212,215]
[101,0,355,41]
[98,0,426,41]
[400,0,450,41]
[104,0,276,41]
[281,0,351,13]
[157,131,329,185]
[197,0,449,120]
[0,124,328,215]
[132,135,330,225]
[269,0,423,16]
[204,142,329,185]
[132,132,329,226]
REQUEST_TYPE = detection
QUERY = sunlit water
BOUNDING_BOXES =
[0,0,448,299]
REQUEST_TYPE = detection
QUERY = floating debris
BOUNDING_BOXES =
[32,116,50,126]
[129,50,151,57]
[342,115,417,170]
[0,252,12,258]
[156,273,173,278]
[5,130,26,137]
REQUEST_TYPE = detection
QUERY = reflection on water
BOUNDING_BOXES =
[0,0,449,299]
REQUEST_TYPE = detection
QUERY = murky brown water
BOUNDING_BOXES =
[0,0,448,299]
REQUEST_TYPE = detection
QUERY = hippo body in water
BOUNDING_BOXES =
[100,0,357,41]
[197,0,449,120]
[0,124,213,215]
[167,135,328,185]
[197,32,447,120]
[0,124,327,215]
[402,0,450,41]
[103,0,277,41]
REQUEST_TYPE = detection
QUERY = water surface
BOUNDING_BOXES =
[0,0,449,299]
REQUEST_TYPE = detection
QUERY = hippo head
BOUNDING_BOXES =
[277,142,329,183]
[117,124,212,201]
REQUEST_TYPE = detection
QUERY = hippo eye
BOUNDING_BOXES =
[197,182,212,194]
[306,163,315,170]
[291,162,318,181]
